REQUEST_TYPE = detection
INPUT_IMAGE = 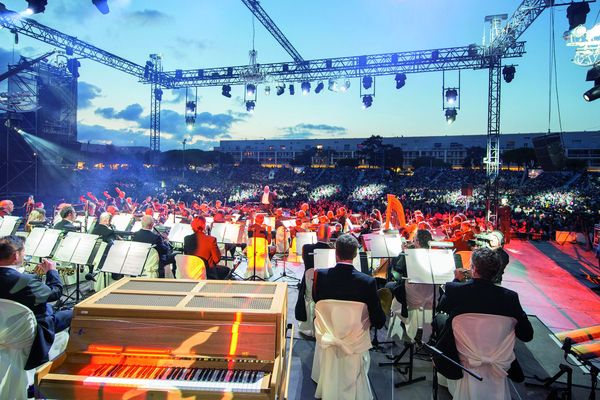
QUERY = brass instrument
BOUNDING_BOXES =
[36,278,291,399]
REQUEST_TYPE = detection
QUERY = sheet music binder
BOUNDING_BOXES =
[111,214,133,232]
[313,248,362,271]
[52,232,100,265]
[168,223,194,243]
[363,234,403,257]
[295,232,317,255]
[101,240,152,276]
[24,228,63,258]
[0,215,21,236]
[405,248,456,285]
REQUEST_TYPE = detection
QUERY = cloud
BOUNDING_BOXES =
[164,89,187,104]
[94,103,143,121]
[49,1,97,22]
[279,123,347,139]
[175,37,210,51]
[126,9,172,26]
[78,124,149,147]
[78,82,102,109]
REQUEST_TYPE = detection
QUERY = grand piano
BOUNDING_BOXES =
[36,278,291,399]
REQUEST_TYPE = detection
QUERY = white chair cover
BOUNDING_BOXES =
[451,313,517,400]
[0,299,37,400]
[140,248,160,279]
[298,269,315,337]
[387,283,435,343]
[275,226,289,254]
[174,254,207,280]
[311,300,373,400]
[246,237,272,279]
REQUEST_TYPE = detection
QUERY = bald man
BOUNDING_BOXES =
[132,216,176,278]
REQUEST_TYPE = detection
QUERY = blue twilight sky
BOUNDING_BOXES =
[0,0,599,150]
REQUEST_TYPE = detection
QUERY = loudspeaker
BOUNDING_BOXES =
[532,133,566,171]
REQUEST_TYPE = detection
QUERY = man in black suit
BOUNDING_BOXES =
[295,224,334,323]
[91,212,118,245]
[434,247,533,380]
[132,215,176,278]
[313,234,386,329]
[53,205,77,231]
[259,185,277,213]
[0,235,72,369]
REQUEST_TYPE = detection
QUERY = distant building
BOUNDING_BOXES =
[216,131,600,168]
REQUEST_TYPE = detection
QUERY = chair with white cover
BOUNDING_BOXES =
[387,283,435,343]
[0,299,37,400]
[139,248,160,279]
[275,226,289,254]
[174,254,207,280]
[246,237,272,279]
[297,268,315,337]
[311,300,373,400]
[449,313,517,400]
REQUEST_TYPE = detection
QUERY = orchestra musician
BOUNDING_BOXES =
[183,216,227,279]
[53,205,77,231]
[132,216,177,278]
[91,212,119,245]
[0,199,14,217]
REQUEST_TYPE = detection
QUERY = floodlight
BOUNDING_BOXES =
[222,84,232,98]
[301,81,310,95]
[92,0,109,14]
[264,86,271,96]
[339,80,351,92]
[246,100,255,112]
[445,88,458,104]
[246,83,256,97]
[328,79,338,91]
[567,2,590,30]
[395,73,406,89]
[362,76,373,89]
[445,108,457,124]
[315,82,324,93]
[502,65,516,83]
[25,0,46,14]
[362,95,373,109]
[276,84,285,96]
[289,84,295,95]
[583,65,600,101]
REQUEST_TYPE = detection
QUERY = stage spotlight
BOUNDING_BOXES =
[328,79,338,92]
[246,83,256,97]
[264,85,271,96]
[502,65,516,83]
[276,84,285,96]
[185,100,196,113]
[315,82,324,93]
[583,65,600,102]
[92,0,109,14]
[221,84,232,98]
[154,88,163,101]
[289,84,295,95]
[395,73,406,89]
[246,100,255,112]
[66,58,81,78]
[362,76,373,89]
[339,80,351,92]
[301,81,311,95]
[362,95,373,109]
[445,88,458,105]
[25,0,47,14]
[566,2,590,30]
[445,108,457,124]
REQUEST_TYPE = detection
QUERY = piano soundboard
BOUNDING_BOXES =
[36,278,290,399]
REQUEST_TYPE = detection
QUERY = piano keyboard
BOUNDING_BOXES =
[83,365,266,393]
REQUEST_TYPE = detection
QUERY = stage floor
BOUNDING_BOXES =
[258,240,600,399]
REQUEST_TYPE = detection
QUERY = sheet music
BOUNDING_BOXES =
[223,223,242,244]
[406,248,456,284]
[314,249,337,269]
[25,227,46,256]
[33,229,62,258]
[281,219,295,229]
[101,240,130,273]
[70,234,99,265]
[168,223,193,243]
[53,233,81,263]
[369,234,403,258]
[361,233,382,251]
[211,223,227,242]
[75,216,96,232]
[0,216,20,236]
[296,232,317,254]
[130,220,142,233]
[163,214,176,228]
[263,217,276,230]
[52,213,61,226]
[111,214,132,232]
[120,242,152,276]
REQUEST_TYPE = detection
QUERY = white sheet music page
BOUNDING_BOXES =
[211,223,227,242]
[53,232,81,263]
[25,227,45,256]
[121,242,152,276]
[101,240,130,273]
[33,229,62,258]
[223,223,241,244]
[296,232,317,254]
[111,214,132,232]
[314,249,336,269]
[70,234,99,265]
[384,234,403,257]
[0,216,19,236]
[168,223,193,243]
[406,248,456,284]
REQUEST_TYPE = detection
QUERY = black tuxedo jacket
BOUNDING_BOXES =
[295,241,334,321]
[132,229,171,265]
[312,263,386,329]
[53,219,77,231]
[0,267,64,369]
[91,223,117,244]
[435,278,534,380]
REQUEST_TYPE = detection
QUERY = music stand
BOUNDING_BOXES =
[53,232,101,305]
[167,222,193,250]
[272,227,300,284]
[0,215,21,236]
[101,240,152,280]
[212,222,244,275]
[25,228,62,259]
